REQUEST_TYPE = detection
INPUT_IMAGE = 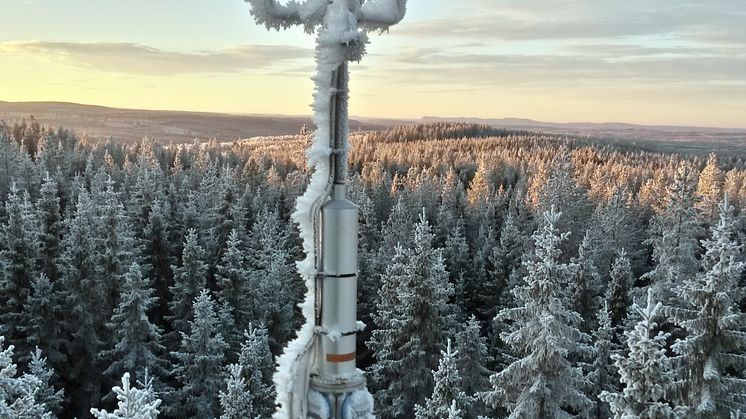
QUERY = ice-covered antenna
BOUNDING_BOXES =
[244,0,407,418]
[248,0,407,32]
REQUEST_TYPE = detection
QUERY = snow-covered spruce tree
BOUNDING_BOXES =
[369,195,416,331]
[587,303,617,419]
[163,181,187,259]
[140,198,175,327]
[216,299,239,364]
[19,273,67,369]
[180,191,201,235]
[92,176,136,325]
[34,133,60,178]
[0,183,40,349]
[491,207,531,304]
[0,336,54,418]
[219,364,254,419]
[90,372,161,419]
[171,289,228,419]
[167,228,208,346]
[454,315,491,417]
[467,160,492,209]
[415,339,471,419]
[244,209,297,352]
[229,324,275,418]
[101,262,169,390]
[570,232,603,334]
[24,347,64,417]
[356,194,381,365]
[377,197,415,258]
[368,210,457,419]
[528,149,590,256]
[215,228,249,349]
[359,163,393,235]
[205,168,239,271]
[230,184,251,242]
[696,153,724,223]
[435,167,466,247]
[723,169,744,209]
[488,204,532,368]
[481,207,592,418]
[36,173,63,282]
[127,143,162,241]
[220,324,275,419]
[586,186,645,277]
[605,249,634,333]
[464,198,499,322]
[668,197,746,417]
[643,163,702,303]
[57,189,105,417]
[411,168,442,226]
[600,289,683,418]
[443,216,470,304]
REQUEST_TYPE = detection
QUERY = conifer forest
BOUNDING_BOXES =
[2,119,746,418]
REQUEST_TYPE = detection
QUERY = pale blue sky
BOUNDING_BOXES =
[1,0,745,127]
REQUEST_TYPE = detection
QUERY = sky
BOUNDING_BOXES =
[0,0,745,128]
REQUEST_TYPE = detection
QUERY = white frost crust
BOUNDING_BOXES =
[307,390,331,419]
[343,388,375,419]
[360,0,407,30]
[299,0,328,22]
[272,2,366,418]
[326,329,342,342]
[245,0,303,30]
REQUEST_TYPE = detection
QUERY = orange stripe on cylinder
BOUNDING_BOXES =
[326,352,356,363]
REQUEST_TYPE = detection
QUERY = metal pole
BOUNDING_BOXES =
[332,62,349,187]
[308,61,367,418]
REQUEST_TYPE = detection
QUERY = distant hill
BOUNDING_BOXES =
[0,101,394,144]
[1,101,744,155]
[421,116,746,156]
[421,115,746,133]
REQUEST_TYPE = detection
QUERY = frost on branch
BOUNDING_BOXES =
[90,372,161,419]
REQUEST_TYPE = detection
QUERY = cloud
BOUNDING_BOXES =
[0,41,311,75]
[367,46,746,94]
[398,0,746,46]
[372,0,746,95]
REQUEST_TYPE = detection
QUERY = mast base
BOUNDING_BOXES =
[308,371,374,418]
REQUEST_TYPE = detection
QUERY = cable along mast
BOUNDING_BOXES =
[244,1,408,418]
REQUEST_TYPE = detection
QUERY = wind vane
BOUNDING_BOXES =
[244,1,407,418]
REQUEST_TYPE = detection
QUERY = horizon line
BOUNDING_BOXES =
[1,99,745,132]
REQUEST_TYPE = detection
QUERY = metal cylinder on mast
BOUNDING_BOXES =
[317,184,359,379]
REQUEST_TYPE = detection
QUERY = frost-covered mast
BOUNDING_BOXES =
[244,1,407,418]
